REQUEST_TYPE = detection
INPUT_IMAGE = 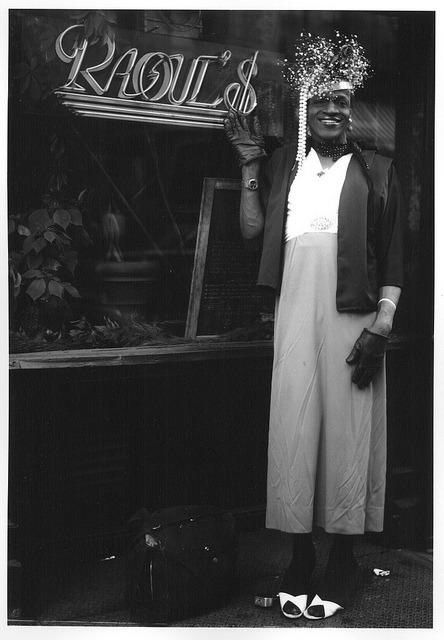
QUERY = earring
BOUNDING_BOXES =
[347,117,353,132]
[306,125,312,137]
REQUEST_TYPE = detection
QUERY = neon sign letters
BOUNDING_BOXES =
[54,25,259,128]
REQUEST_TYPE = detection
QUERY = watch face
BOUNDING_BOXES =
[249,179,258,190]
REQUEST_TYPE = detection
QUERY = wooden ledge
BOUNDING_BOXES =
[9,340,274,370]
[9,333,423,370]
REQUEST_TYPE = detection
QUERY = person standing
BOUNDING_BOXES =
[224,33,404,620]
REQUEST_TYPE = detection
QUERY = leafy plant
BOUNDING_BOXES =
[9,193,91,337]
[9,127,93,338]
[70,10,117,47]
[12,10,117,105]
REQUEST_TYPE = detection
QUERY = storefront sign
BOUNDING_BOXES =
[54,25,260,128]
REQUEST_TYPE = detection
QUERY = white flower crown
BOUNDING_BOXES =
[282,31,371,96]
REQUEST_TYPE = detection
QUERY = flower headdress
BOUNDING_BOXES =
[282,32,371,172]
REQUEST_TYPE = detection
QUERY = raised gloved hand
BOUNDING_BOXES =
[346,328,388,389]
[223,109,267,165]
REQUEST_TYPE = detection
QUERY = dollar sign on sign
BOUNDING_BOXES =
[224,51,259,114]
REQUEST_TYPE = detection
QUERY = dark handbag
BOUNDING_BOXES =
[125,505,237,623]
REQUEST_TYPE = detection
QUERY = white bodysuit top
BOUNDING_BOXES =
[285,148,353,242]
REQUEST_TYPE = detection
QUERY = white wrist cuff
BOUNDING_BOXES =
[378,298,397,311]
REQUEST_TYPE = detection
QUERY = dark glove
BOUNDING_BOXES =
[223,109,267,165]
[346,328,388,389]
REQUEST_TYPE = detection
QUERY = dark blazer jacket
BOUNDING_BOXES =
[251,144,404,312]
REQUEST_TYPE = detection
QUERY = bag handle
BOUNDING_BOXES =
[129,505,229,537]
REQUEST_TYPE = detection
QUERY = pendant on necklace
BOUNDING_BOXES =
[311,216,334,231]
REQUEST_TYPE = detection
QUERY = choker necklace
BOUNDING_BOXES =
[310,139,349,162]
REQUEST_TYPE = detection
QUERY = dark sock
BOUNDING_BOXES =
[315,534,358,608]
[328,534,357,569]
[280,533,316,596]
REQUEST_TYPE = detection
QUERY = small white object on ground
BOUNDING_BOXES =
[373,568,390,576]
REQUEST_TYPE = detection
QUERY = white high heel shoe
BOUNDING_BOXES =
[278,592,309,619]
[303,594,343,619]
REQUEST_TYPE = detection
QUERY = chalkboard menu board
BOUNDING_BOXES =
[186,178,267,338]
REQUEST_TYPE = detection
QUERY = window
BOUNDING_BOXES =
[9,9,428,355]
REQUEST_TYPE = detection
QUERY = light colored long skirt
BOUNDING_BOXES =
[266,233,386,535]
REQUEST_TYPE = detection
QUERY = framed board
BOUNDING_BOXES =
[186,178,267,339]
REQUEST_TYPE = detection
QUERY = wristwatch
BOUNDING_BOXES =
[241,178,259,190]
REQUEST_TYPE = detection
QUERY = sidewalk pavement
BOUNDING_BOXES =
[16,527,432,629]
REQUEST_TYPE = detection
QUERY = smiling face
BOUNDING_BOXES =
[307,90,352,143]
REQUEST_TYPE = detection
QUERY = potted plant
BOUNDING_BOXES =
[78,184,163,321]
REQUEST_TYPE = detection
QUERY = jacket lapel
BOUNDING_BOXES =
[336,153,375,309]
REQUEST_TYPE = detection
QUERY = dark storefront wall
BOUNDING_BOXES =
[8,9,434,619]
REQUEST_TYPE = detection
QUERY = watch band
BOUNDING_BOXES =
[241,178,259,190]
